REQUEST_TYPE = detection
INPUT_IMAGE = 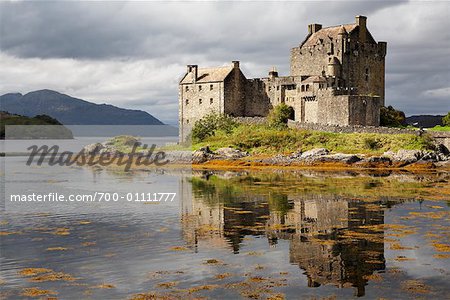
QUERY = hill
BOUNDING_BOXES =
[0,111,73,139]
[0,90,163,125]
[406,115,443,128]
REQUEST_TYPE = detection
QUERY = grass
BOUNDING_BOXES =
[192,124,435,155]
[427,126,450,132]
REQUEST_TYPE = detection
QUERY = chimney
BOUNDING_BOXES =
[232,61,240,69]
[355,15,367,42]
[187,65,198,83]
[269,67,278,79]
[308,23,322,34]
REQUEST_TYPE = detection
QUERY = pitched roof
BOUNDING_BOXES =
[180,66,233,84]
[302,75,327,83]
[301,24,357,48]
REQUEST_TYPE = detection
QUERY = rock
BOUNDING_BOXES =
[98,147,120,156]
[104,135,140,147]
[367,156,392,164]
[315,153,362,164]
[192,149,209,164]
[288,150,303,159]
[421,151,439,162]
[214,147,248,159]
[82,143,105,155]
[436,144,450,156]
[391,150,423,163]
[300,148,329,159]
[199,146,213,154]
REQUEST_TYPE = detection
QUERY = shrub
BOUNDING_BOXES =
[443,112,450,127]
[191,112,237,143]
[380,105,406,127]
[268,104,294,129]
[107,135,140,146]
[364,137,381,150]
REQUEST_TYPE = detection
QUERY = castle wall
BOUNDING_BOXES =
[179,82,225,141]
[304,99,319,123]
[344,33,386,105]
[244,79,271,116]
[223,68,247,116]
[348,95,381,126]
[317,93,350,126]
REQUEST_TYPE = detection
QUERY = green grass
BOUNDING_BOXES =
[192,124,435,155]
[427,126,450,132]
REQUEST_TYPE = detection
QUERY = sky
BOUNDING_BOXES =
[1,1,449,124]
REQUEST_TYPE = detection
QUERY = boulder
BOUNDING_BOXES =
[316,153,362,164]
[367,156,392,164]
[82,143,105,155]
[300,148,329,159]
[192,149,209,164]
[214,147,248,159]
[420,151,439,162]
[385,150,423,164]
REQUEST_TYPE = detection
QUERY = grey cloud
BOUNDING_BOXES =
[0,0,448,123]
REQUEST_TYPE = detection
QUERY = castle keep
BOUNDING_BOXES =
[179,16,387,141]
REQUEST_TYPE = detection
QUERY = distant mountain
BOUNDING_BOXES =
[406,115,443,128]
[0,90,163,125]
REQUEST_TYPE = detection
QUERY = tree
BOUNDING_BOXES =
[380,106,406,127]
[267,103,294,129]
[443,112,450,127]
[34,114,62,125]
[191,112,237,143]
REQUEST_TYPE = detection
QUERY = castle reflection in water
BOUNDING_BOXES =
[179,173,392,297]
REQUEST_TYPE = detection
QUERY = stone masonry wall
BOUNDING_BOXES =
[179,82,225,141]
[224,68,247,117]
[348,95,381,126]
[244,79,271,116]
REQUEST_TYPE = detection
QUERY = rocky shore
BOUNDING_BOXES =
[81,136,450,170]
[192,146,450,170]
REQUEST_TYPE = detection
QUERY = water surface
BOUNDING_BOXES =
[1,157,449,299]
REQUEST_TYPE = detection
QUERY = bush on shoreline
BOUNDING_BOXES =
[191,113,237,143]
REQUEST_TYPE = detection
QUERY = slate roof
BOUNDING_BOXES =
[301,24,357,48]
[302,75,327,83]
[180,66,233,84]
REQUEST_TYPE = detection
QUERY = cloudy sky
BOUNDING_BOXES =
[1,1,449,124]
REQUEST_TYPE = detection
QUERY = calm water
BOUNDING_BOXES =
[1,157,449,299]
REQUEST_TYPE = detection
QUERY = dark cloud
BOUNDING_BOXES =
[0,0,448,122]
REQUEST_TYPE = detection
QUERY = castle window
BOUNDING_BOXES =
[210,84,213,91]
[185,86,189,92]
[185,99,189,105]
[186,119,189,124]
[277,86,280,91]
[198,85,202,91]
[199,99,202,105]
[306,84,310,92]
[301,85,305,92]
[210,98,213,104]
[327,43,334,55]
[268,86,271,91]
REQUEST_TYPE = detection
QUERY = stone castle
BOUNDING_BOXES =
[179,16,387,141]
